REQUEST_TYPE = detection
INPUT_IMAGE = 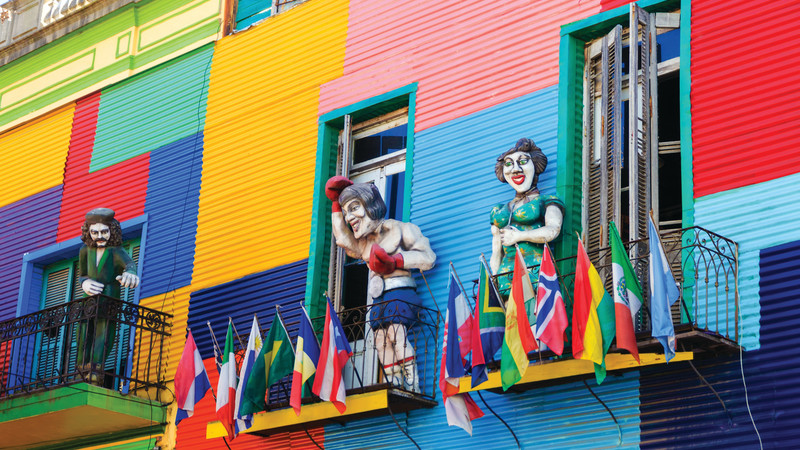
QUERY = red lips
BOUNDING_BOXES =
[511,174,526,185]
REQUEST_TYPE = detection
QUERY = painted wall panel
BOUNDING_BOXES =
[193,0,348,291]
[138,285,193,384]
[0,104,73,208]
[91,45,213,172]
[0,0,221,132]
[142,132,204,298]
[0,186,62,321]
[318,0,605,133]
[188,260,308,360]
[638,238,800,447]
[692,0,800,197]
[695,172,800,351]
[176,357,325,449]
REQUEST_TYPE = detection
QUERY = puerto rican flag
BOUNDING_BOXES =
[312,297,353,413]
[534,244,568,355]
[175,330,211,426]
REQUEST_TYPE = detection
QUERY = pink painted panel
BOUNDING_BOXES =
[319,0,604,132]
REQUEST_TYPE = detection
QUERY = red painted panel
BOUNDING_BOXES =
[319,0,604,132]
[57,92,149,241]
[176,357,325,449]
[600,0,633,12]
[693,0,800,197]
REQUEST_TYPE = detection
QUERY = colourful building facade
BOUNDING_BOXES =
[0,0,798,448]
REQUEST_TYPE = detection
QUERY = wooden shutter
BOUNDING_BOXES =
[36,264,73,385]
[583,25,623,256]
[328,115,352,310]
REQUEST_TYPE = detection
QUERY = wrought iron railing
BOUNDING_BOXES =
[264,300,441,408]
[0,295,172,399]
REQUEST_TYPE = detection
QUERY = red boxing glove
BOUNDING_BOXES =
[369,244,404,275]
[325,176,354,212]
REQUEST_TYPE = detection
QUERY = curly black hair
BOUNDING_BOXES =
[494,138,548,187]
[80,218,123,247]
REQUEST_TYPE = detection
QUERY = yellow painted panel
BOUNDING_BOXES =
[192,0,348,290]
[206,390,389,438]
[458,352,695,392]
[0,104,74,208]
[137,286,192,383]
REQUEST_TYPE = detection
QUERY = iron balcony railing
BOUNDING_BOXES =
[263,300,441,409]
[0,294,172,399]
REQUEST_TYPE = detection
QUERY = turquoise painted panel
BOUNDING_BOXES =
[695,171,800,350]
[235,0,271,29]
[90,45,213,172]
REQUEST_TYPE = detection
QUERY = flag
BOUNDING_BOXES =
[174,330,211,426]
[216,321,237,440]
[290,304,321,416]
[471,258,505,388]
[534,244,568,355]
[240,310,295,416]
[648,216,680,362]
[312,297,353,413]
[500,251,538,391]
[440,267,484,434]
[234,317,262,435]
[573,238,615,383]
[609,221,642,363]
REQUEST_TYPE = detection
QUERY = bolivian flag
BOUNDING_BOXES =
[500,251,538,390]
[573,238,615,384]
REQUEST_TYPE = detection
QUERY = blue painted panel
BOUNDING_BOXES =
[695,171,800,350]
[142,132,204,298]
[0,186,61,321]
[639,238,800,447]
[187,259,308,360]
[91,45,213,172]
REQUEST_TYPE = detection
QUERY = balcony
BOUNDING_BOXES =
[459,226,740,392]
[207,301,440,438]
[0,295,172,448]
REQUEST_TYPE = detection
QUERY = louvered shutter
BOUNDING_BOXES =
[105,243,140,389]
[36,264,72,385]
[328,115,352,309]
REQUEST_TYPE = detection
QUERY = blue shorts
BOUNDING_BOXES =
[368,287,422,330]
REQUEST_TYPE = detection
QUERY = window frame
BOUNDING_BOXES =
[556,0,691,261]
[304,84,418,321]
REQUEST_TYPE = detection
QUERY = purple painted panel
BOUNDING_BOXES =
[0,186,62,320]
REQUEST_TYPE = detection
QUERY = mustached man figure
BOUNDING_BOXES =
[77,208,140,381]
[326,177,436,390]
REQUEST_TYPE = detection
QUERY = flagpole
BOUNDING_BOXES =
[450,261,475,311]
[479,253,507,313]
[230,317,246,350]
[274,305,296,353]
[207,320,222,368]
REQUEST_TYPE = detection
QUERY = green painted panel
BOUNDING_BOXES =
[91,44,214,172]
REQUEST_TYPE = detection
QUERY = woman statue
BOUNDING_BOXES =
[490,138,564,295]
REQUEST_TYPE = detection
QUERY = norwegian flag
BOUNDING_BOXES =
[534,244,568,355]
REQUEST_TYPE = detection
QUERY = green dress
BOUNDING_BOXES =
[490,193,564,295]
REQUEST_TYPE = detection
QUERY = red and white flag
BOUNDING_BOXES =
[215,320,237,440]
[312,298,353,413]
[534,244,568,355]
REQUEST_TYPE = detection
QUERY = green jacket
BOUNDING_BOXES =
[79,246,137,299]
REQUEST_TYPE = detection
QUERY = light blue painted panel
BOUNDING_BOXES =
[91,44,213,172]
[695,171,800,350]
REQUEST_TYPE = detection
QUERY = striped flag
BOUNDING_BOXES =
[174,330,211,426]
[609,221,642,363]
[312,297,353,413]
[534,244,568,355]
[471,257,505,388]
[234,317,262,435]
[290,304,320,416]
[648,216,680,362]
[500,251,538,391]
[440,267,484,435]
[215,321,237,440]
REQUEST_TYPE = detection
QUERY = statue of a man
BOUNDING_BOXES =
[325,177,436,389]
[77,208,139,379]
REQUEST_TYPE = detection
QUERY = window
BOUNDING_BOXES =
[580,4,683,256]
[234,0,308,30]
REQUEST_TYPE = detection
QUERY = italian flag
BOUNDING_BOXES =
[215,321,237,440]
[610,221,642,363]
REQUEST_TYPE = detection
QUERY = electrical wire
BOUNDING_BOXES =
[583,379,622,447]
[736,277,763,449]
[385,402,421,450]
[477,390,520,449]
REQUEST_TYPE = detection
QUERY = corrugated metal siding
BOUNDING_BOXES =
[318,0,604,132]
[692,0,800,197]
[638,239,800,447]
[192,0,348,291]
[90,44,214,173]
[176,356,325,449]
[187,259,308,360]
[138,285,193,385]
[0,186,62,321]
[695,173,800,351]
[0,104,73,208]
[325,372,641,449]
[141,132,204,299]
[56,93,149,242]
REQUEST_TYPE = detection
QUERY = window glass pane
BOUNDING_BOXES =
[384,171,405,220]
[352,124,407,165]
[656,29,680,63]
